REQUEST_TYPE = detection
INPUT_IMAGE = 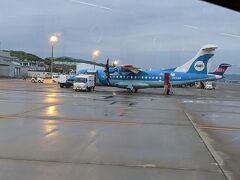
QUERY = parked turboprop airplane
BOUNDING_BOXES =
[76,44,222,92]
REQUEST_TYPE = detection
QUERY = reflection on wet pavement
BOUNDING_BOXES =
[0,79,239,180]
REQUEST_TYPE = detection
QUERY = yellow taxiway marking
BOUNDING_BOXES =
[197,125,240,131]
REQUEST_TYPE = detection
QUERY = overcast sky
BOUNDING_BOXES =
[0,0,239,73]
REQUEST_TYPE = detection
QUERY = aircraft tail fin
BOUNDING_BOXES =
[174,44,218,74]
[211,63,231,76]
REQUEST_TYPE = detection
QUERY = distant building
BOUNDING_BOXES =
[0,51,47,78]
[20,61,46,71]
[0,51,22,77]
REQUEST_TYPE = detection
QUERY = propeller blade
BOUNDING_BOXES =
[105,58,110,78]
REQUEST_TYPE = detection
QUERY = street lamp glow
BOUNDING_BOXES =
[49,35,58,45]
[113,60,118,66]
[92,50,100,59]
[92,50,100,70]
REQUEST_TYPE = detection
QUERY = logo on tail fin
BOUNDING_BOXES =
[194,61,205,71]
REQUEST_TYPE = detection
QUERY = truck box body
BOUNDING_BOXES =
[73,74,95,91]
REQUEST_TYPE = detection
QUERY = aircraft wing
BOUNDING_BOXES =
[121,65,141,74]
[115,82,149,89]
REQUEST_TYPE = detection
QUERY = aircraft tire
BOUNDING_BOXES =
[130,89,138,93]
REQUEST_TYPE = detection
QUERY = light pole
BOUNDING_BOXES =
[49,35,58,76]
[92,49,100,69]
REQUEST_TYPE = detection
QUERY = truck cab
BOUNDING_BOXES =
[73,74,95,92]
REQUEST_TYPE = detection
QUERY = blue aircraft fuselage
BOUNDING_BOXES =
[80,68,219,89]
[75,45,220,90]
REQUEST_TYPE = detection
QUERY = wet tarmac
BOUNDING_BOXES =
[0,79,239,180]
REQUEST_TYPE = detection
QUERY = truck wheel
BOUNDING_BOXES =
[60,84,64,88]
[31,79,35,83]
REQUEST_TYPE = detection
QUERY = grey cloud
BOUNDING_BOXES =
[0,0,239,73]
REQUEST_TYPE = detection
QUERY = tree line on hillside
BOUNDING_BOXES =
[5,51,103,72]
[6,50,44,62]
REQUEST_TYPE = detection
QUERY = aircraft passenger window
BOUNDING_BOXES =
[142,76,144,79]
[145,77,148,79]
[131,76,133,79]
[156,77,158,79]
[120,76,122,78]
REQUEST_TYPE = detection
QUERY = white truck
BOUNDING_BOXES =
[195,81,216,90]
[58,74,74,88]
[73,74,95,92]
[205,81,216,90]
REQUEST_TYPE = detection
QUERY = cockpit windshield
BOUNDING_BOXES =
[75,78,87,83]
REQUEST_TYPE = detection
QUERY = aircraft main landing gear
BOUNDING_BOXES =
[128,88,138,93]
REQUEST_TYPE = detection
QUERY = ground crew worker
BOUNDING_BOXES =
[200,81,205,89]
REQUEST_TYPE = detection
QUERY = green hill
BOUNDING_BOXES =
[44,56,105,67]
[5,50,44,62]
[4,50,105,67]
